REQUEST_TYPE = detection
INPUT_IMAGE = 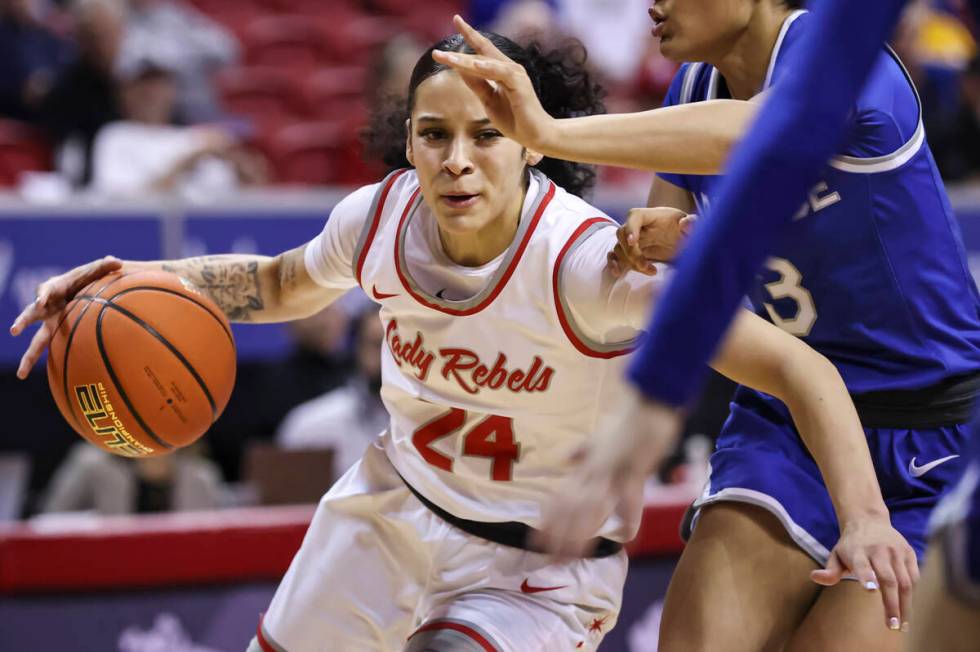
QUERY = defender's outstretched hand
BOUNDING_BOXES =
[432,15,556,153]
[534,387,682,558]
[607,208,696,278]
[9,256,122,379]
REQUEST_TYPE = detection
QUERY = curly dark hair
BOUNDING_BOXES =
[363,31,607,198]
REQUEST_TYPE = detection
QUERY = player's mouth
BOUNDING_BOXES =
[441,192,480,209]
[649,7,668,37]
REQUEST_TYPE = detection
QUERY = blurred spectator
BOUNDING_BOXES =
[932,54,980,180]
[895,0,980,180]
[277,307,387,480]
[556,0,654,84]
[90,59,266,199]
[37,0,124,187]
[468,0,556,29]
[490,0,560,44]
[0,0,73,122]
[369,33,426,108]
[119,0,239,124]
[40,443,224,514]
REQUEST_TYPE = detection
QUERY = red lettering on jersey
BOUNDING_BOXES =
[386,321,555,395]
[439,348,480,394]
[525,356,554,392]
[485,353,509,389]
[385,319,434,381]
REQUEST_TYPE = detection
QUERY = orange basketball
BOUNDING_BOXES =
[46,270,237,457]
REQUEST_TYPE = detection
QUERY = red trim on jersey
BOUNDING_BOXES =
[553,217,635,359]
[394,181,556,316]
[256,614,277,652]
[354,169,409,287]
[410,620,499,652]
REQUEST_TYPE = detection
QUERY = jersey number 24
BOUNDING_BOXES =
[412,408,520,481]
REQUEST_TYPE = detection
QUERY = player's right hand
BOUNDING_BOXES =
[607,207,695,278]
[9,255,122,379]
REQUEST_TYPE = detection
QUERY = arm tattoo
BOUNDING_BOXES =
[163,256,265,322]
[278,250,299,294]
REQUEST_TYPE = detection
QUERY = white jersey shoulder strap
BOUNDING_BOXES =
[352,168,413,287]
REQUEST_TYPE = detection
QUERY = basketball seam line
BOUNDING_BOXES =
[95,302,175,451]
[60,274,131,437]
[100,286,236,353]
[94,296,220,422]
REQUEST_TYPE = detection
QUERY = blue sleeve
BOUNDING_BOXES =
[626,0,910,407]
[655,66,692,193]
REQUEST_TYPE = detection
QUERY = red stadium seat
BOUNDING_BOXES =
[184,0,263,37]
[396,2,461,41]
[303,66,368,120]
[218,66,308,129]
[0,120,53,187]
[319,15,402,65]
[257,0,360,16]
[263,119,382,186]
[263,120,347,185]
[370,0,462,25]
[244,15,333,72]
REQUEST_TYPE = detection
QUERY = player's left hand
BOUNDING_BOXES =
[812,516,919,632]
[534,386,682,558]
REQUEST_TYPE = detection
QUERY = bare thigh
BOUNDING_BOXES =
[909,541,980,652]
[785,580,906,652]
[658,502,821,652]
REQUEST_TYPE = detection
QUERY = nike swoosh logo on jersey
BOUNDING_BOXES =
[520,578,567,594]
[908,455,960,478]
[371,285,399,300]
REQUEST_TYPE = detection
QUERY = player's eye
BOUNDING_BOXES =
[419,129,446,141]
[476,130,503,142]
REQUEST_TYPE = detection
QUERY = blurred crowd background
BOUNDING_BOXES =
[1,0,979,521]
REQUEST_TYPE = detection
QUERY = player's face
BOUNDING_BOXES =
[649,0,755,62]
[407,71,529,239]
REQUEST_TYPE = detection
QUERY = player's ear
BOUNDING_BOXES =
[405,119,415,166]
[523,148,544,166]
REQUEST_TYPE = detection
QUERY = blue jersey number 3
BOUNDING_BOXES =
[763,258,817,337]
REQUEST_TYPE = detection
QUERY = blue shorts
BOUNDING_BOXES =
[692,388,969,564]
[929,437,980,605]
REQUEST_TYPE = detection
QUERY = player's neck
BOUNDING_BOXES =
[712,5,794,101]
[437,187,526,267]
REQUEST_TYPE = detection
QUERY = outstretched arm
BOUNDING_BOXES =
[433,15,757,174]
[11,181,378,379]
[9,246,345,379]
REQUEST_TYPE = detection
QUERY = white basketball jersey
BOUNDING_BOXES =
[350,168,639,541]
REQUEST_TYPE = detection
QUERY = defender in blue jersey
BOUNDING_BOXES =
[634,5,980,650]
[435,2,980,650]
[650,0,979,577]
[627,4,980,650]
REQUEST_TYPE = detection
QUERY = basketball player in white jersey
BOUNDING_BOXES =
[13,31,914,652]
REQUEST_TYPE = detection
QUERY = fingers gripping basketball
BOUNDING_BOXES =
[46,270,236,457]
